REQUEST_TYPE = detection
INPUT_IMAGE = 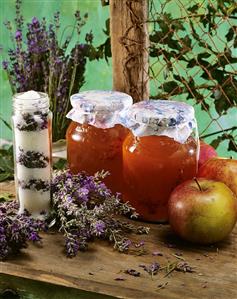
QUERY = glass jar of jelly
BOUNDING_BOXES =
[66,90,133,194]
[122,100,199,222]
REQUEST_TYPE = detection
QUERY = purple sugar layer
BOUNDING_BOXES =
[17,147,49,168]
[18,178,50,192]
[15,111,48,131]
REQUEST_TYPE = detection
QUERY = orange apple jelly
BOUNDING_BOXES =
[123,134,197,222]
[122,100,199,222]
[66,90,133,194]
[67,122,129,193]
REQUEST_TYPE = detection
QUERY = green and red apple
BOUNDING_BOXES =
[198,140,217,169]
[198,157,237,197]
[168,178,237,244]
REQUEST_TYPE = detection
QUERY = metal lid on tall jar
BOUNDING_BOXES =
[123,100,197,143]
[66,90,133,129]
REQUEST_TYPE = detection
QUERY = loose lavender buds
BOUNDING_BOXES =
[12,91,52,217]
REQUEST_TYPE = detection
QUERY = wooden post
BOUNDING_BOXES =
[110,0,149,102]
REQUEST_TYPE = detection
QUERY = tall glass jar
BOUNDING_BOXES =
[122,100,199,222]
[12,91,52,217]
[66,90,133,194]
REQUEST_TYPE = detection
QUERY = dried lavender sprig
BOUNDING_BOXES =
[3,1,102,141]
[139,262,160,277]
[51,169,149,257]
[0,200,46,260]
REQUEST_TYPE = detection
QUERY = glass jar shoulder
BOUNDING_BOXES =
[123,132,198,158]
[67,122,129,144]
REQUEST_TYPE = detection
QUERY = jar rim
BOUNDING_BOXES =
[13,91,49,111]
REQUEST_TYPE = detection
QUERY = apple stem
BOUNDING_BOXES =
[194,177,203,192]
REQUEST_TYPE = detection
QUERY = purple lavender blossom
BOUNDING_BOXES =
[29,231,41,242]
[94,220,106,235]
[0,200,46,260]
[2,61,8,70]
[32,17,40,27]
[65,237,79,257]
[15,30,22,41]
[75,187,89,202]
[124,239,132,249]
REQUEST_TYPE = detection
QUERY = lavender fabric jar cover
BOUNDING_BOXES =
[66,90,133,129]
[121,100,198,144]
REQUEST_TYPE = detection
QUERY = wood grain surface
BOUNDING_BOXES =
[110,0,149,102]
[0,181,236,299]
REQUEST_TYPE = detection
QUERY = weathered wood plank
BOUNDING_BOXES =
[0,182,237,299]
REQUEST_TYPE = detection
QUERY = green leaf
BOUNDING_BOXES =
[0,192,14,202]
[202,68,224,82]
[225,26,235,42]
[0,173,11,182]
[150,31,163,43]
[0,156,14,172]
[53,158,67,170]
[234,36,237,48]
[196,52,211,67]
[187,4,199,13]
[228,137,237,152]
[162,81,180,93]
[214,80,237,114]
[226,3,237,15]
[210,135,224,149]
[103,18,110,36]
[159,13,171,35]
[0,116,12,131]
[0,144,14,181]
[186,58,196,68]
[180,35,192,49]
[171,19,184,31]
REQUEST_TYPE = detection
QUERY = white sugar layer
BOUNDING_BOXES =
[18,188,51,216]
[14,129,50,154]
[17,165,51,181]
[17,90,41,100]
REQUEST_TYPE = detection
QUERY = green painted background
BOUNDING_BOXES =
[0,0,236,158]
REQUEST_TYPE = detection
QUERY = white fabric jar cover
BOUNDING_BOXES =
[66,90,133,129]
[121,100,198,144]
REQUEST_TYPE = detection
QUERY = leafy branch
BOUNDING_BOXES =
[149,0,237,153]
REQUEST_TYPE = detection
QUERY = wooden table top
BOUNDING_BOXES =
[0,181,236,299]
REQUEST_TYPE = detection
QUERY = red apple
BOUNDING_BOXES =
[198,157,237,197]
[168,178,237,244]
[198,140,217,169]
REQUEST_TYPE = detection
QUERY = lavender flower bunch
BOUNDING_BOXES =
[51,170,149,257]
[3,0,101,141]
[0,200,46,260]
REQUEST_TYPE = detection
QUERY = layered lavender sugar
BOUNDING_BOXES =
[13,91,51,217]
